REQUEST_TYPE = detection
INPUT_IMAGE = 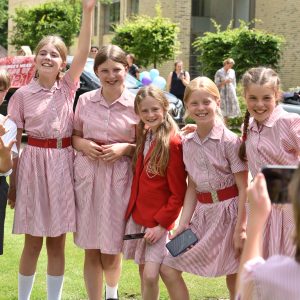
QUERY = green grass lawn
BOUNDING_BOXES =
[0,208,229,300]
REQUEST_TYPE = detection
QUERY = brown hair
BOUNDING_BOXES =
[34,35,68,79]
[183,76,223,122]
[94,45,128,73]
[0,69,11,90]
[133,85,179,176]
[174,60,183,71]
[288,166,300,263]
[238,67,281,161]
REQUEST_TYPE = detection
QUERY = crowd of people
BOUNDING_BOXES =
[0,1,300,299]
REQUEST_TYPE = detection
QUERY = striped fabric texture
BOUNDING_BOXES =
[73,88,138,253]
[246,105,300,257]
[163,121,247,277]
[8,73,78,237]
[239,255,300,300]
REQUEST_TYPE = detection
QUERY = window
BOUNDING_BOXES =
[192,0,210,17]
[130,0,139,15]
[104,0,120,33]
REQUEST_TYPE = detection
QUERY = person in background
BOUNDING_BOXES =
[214,58,240,124]
[236,169,300,300]
[167,60,190,102]
[127,53,139,79]
[17,46,32,56]
[0,69,17,256]
[89,45,99,59]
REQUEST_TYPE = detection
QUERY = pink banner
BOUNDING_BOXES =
[0,56,35,88]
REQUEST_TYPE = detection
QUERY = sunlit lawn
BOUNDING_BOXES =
[0,208,229,300]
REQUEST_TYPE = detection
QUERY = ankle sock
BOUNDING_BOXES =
[105,283,118,299]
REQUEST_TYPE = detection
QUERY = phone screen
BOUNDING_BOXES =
[261,165,297,204]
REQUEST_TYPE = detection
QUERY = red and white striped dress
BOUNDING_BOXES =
[246,105,300,257]
[238,255,300,300]
[163,121,247,277]
[73,88,138,254]
[8,73,78,236]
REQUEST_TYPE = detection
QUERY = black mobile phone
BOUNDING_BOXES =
[166,229,198,257]
[261,165,298,204]
[123,233,145,240]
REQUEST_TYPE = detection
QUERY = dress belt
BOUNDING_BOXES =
[27,136,71,149]
[197,184,239,204]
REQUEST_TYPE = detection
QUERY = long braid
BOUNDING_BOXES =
[238,110,250,161]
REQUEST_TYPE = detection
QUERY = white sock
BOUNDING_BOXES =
[106,284,118,299]
[18,273,35,300]
[47,274,64,300]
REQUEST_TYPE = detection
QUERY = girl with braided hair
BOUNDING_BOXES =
[238,67,300,258]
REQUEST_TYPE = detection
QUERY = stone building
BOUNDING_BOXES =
[8,0,300,88]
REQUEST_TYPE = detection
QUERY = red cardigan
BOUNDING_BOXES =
[125,134,187,230]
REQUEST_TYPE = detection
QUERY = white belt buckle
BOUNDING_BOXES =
[211,190,219,203]
[57,138,62,149]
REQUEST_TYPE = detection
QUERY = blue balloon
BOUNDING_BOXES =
[149,69,159,80]
[141,75,152,86]
[152,76,166,90]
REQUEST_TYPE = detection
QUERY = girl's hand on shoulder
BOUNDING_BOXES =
[99,143,129,163]
[169,224,189,240]
[81,140,103,160]
[233,228,247,258]
[180,124,197,136]
[144,225,166,244]
[247,173,271,229]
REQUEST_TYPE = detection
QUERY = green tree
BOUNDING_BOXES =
[193,20,284,80]
[10,0,81,51]
[112,3,179,68]
[0,0,8,48]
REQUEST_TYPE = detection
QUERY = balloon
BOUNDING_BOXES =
[152,76,166,90]
[149,68,159,80]
[139,71,150,82]
[141,75,152,86]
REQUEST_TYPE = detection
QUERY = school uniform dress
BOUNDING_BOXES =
[123,133,187,264]
[163,121,247,277]
[246,105,300,257]
[8,73,78,237]
[73,88,138,254]
[0,116,17,255]
[238,255,300,300]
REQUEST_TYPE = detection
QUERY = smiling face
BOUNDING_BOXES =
[245,83,278,124]
[35,43,65,78]
[186,89,220,126]
[95,59,127,92]
[138,96,165,132]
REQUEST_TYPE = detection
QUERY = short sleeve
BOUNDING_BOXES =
[214,70,222,85]
[224,133,248,174]
[288,116,300,152]
[73,95,84,132]
[7,89,25,129]
[238,257,265,300]
[60,71,80,102]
